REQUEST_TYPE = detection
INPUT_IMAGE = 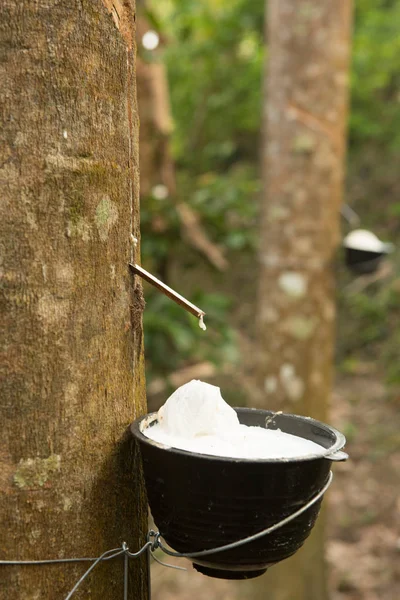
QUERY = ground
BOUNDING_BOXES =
[149,375,400,600]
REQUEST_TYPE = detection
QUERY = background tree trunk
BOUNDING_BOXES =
[136,10,227,274]
[0,1,148,598]
[136,11,175,200]
[254,1,352,599]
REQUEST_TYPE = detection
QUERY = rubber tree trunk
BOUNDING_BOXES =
[136,12,175,199]
[254,1,353,599]
[0,1,148,599]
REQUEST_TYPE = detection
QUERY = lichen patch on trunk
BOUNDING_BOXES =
[14,455,61,490]
[95,195,119,241]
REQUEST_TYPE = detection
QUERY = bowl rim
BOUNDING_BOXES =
[131,407,347,463]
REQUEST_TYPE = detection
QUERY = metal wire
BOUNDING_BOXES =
[64,548,125,600]
[150,550,187,572]
[155,471,333,559]
[0,554,118,566]
[123,547,129,600]
[124,540,154,558]
[0,542,151,599]
[0,473,333,596]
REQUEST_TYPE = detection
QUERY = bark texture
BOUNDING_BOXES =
[0,1,148,598]
[255,1,353,599]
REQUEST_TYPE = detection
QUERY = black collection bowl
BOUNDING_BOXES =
[345,247,386,274]
[131,408,347,580]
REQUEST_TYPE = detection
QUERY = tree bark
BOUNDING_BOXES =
[255,1,352,599]
[0,1,148,598]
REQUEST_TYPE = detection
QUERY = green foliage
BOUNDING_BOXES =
[350,0,400,151]
[142,0,400,386]
[348,0,400,234]
[153,0,264,254]
[337,264,400,383]
[140,0,264,382]
[143,288,238,381]
[140,193,180,267]
[344,0,400,385]
[181,164,261,252]
[160,0,264,173]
